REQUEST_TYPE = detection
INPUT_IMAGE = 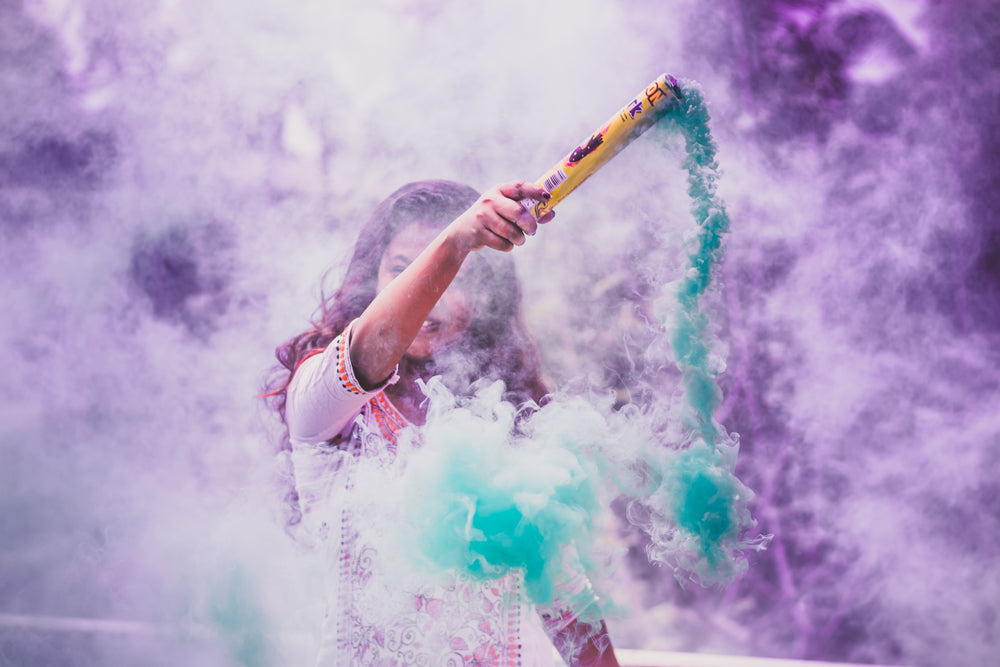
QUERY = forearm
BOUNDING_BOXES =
[350,227,469,388]
[348,180,552,390]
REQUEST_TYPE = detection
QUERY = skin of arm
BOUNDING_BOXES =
[350,180,552,389]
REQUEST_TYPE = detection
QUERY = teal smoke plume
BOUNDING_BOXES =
[397,79,767,609]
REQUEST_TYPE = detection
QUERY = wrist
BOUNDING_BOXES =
[439,219,477,258]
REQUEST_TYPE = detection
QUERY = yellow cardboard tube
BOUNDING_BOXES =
[522,73,683,219]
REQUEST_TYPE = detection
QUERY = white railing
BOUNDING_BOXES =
[0,614,905,667]
[615,649,904,667]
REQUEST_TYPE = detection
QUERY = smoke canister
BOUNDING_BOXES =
[522,73,683,220]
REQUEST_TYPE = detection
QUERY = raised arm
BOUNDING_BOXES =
[349,181,553,389]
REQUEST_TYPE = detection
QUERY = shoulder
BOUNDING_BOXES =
[286,324,393,444]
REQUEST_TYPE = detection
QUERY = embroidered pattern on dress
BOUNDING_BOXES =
[368,391,408,450]
[334,329,365,396]
[334,435,358,661]
[334,407,522,666]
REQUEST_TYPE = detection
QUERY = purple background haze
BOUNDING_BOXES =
[1,1,998,665]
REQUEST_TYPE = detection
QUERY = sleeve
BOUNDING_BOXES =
[286,320,399,445]
[286,321,399,541]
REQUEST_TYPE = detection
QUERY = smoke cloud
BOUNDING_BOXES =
[2,1,998,666]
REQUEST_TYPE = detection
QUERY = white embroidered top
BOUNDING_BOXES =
[286,322,578,666]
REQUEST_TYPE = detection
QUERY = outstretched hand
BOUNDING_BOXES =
[448,181,557,253]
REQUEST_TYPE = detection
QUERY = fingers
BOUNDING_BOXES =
[498,180,549,203]
[482,229,516,253]
[494,181,552,236]
[511,206,539,237]
[465,181,556,252]
[475,206,526,248]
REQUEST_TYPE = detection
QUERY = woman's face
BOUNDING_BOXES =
[376,222,474,361]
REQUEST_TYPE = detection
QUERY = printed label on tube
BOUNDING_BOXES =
[521,73,683,219]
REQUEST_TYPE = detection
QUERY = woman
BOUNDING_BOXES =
[266,179,619,666]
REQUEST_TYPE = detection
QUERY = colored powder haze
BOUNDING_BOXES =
[384,81,764,616]
[2,1,999,666]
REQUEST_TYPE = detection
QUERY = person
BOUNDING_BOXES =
[265,179,620,666]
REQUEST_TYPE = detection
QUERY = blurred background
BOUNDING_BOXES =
[1,0,998,665]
